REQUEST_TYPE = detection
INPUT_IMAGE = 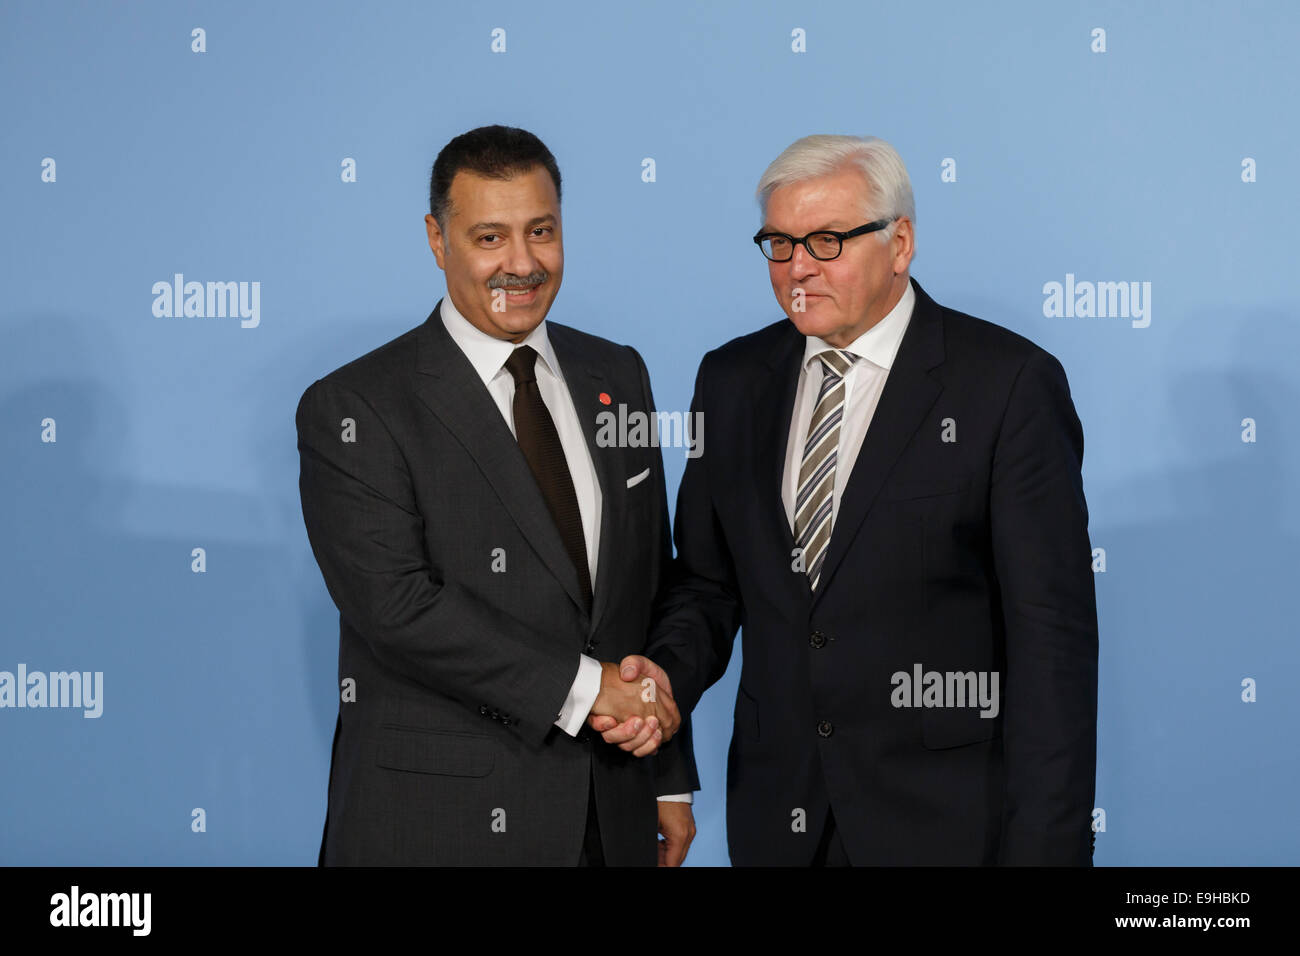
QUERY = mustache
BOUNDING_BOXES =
[488,271,549,290]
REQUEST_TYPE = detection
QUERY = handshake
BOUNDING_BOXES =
[587,656,679,757]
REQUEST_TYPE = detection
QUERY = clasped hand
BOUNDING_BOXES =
[588,656,679,757]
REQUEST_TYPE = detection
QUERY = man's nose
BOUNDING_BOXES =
[789,242,819,280]
[504,241,542,281]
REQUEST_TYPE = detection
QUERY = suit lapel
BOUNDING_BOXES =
[413,301,587,617]
[813,278,946,600]
[548,324,620,636]
[753,324,806,588]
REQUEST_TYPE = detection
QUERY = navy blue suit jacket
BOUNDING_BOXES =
[647,278,1098,865]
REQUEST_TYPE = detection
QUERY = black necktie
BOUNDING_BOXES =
[504,346,592,613]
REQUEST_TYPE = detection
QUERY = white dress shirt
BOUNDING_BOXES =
[782,280,915,532]
[441,298,690,802]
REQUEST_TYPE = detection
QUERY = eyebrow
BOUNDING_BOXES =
[466,214,556,235]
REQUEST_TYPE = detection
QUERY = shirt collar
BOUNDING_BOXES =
[439,294,563,386]
[801,278,915,373]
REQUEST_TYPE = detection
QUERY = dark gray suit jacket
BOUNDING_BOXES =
[297,301,697,865]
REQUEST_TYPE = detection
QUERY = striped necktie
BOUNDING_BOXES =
[794,349,858,591]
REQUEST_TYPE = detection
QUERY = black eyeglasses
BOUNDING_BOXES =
[753,217,898,262]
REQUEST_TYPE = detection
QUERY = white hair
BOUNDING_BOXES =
[755,134,915,241]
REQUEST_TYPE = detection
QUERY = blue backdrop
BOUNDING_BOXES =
[2,0,1297,866]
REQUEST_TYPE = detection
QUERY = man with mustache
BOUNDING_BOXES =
[297,125,696,865]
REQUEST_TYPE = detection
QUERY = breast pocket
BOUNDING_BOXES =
[619,457,659,524]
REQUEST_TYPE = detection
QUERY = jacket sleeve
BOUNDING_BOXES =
[296,377,579,747]
[989,351,1099,865]
[627,347,701,796]
[643,353,744,718]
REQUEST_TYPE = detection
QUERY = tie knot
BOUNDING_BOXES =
[817,349,856,379]
[504,345,538,385]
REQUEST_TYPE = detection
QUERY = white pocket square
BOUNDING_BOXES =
[626,468,650,489]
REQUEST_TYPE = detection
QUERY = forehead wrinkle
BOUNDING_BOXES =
[763,219,852,234]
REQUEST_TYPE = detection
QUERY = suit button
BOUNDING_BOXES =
[809,631,826,649]
[479,705,490,717]
[583,642,596,654]
[817,720,834,738]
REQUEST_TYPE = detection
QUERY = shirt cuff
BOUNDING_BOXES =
[554,654,602,737]
[656,793,693,804]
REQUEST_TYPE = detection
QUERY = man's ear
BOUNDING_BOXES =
[425,214,447,270]
[891,216,915,274]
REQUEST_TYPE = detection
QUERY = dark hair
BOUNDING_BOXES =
[429,125,562,227]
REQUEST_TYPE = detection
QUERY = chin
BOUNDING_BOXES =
[788,310,844,340]
[499,315,545,335]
